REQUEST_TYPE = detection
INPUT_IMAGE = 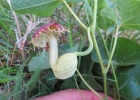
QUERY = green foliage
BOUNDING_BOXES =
[58,44,79,56]
[0,73,18,83]
[42,69,57,92]
[11,0,61,17]
[92,37,140,66]
[2,0,140,100]
[97,8,117,30]
[61,78,77,89]
[116,63,140,100]
[78,53,103,91]
[11,0,82,17]
[113,37,140,66]
[28,51,50,71]
[116,0,140,30]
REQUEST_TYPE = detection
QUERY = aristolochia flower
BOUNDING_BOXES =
[32,22,78,79]
[31,22,93,79]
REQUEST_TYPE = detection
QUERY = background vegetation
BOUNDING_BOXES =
[1,0,140,100]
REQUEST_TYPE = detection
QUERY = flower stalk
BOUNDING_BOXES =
[75,27,93,56]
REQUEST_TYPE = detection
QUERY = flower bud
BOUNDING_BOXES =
[53,53,78,79]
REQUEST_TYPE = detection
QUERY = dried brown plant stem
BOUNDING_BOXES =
[6,0,25,60]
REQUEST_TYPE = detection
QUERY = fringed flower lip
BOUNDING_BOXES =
[32,22,68,47]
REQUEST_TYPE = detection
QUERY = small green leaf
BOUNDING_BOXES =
[11,0,61,17]
[116,63,140,100]
[28,51,50,71]
[116,0,140,30]
[97,8,117,30]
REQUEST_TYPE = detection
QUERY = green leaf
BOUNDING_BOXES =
[26,49,46,86]
[78,53,102,91]
[116,63,140,100]
[42,69,57,92]
[113,37,140,66]
[97,8,117,30]
[78,76,103,91]
[92,37,140,66]
[97,0,108,11]
[28,51,50,71]
[11,0,61,17]
[104,0,115,8]
[61,78,77,90]
[83,0,107,22]
[100,8,117,23]
[58,44,79,57]
[83,0,93,19]
[79,50,93,74]
[116,0,140,30]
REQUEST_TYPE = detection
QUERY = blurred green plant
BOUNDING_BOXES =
[1,0,140,100]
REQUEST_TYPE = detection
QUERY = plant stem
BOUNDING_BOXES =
[74,76,85,100]
[62,0,87,30]
[90,0,105,73]
[76,70,104,100]
[105,26,121,100]
[96,24,109,54]
[111,64,121,100]
[97,24,121,100]
[90,0,108,99]
[64,7,73,47]
[75,27,93,56]
[103,73,108,100]
[106,26,119,73]
[7,0,25,61]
